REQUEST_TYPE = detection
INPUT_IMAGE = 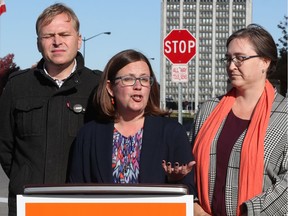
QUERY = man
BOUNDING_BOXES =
[0,3,101,215]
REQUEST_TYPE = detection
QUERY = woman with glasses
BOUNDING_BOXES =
[190,24,287,215]
[67,49,197,195]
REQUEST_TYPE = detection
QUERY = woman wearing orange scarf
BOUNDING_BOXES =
[191,24,288,215]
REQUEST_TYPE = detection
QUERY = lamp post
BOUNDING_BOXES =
[82,31,111,60]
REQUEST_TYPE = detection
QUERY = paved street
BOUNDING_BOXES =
[0,166,8,216]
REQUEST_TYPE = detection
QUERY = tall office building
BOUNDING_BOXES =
[160,0,252,112]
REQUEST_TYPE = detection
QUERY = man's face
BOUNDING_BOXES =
[37,13,82,67]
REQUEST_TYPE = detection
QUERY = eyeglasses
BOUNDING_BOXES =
[113,75,154,87]
[221,55,260,67]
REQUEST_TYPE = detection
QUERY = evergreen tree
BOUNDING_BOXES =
[273,16,287,96]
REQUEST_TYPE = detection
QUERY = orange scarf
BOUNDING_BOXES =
[192,80,274,215]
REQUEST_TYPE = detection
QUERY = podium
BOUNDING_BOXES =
[17,184,193,216]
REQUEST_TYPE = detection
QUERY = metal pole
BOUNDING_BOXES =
[82,32,111,61]
[160,0,167,110]
[83,37,86,60]
[194,0,200,113]
[178,0,184,124]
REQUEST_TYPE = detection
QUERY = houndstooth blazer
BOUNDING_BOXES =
[190,91,288,216]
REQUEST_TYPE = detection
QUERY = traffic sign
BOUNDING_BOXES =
[163,29,196,64]
[171,64,188,82]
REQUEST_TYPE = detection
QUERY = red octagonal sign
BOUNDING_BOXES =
[164,29,196,64]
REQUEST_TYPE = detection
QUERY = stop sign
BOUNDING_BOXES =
[164,29,196,64]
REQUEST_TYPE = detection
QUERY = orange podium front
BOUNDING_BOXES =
[17,184,194,216]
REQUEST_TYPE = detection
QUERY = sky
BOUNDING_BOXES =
[0,0,287,81]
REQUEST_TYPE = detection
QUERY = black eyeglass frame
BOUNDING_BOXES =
[113,75,154,87]
[221,55,260,67]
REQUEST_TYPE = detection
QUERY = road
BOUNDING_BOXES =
[0,166,8,216]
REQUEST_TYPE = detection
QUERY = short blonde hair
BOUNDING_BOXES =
[36,3,80,36]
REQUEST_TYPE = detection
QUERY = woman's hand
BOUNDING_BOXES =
[162,160,196,182]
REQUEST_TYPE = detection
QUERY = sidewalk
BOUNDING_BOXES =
[0,166,8,216]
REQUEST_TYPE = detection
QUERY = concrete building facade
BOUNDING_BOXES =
[160,0,252,112]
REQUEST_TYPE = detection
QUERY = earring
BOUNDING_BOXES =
[111,97,115,105]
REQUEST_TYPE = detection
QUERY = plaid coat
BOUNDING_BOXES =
[190,91,288,216]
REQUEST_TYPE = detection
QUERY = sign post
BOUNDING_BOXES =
[163,29,196,122]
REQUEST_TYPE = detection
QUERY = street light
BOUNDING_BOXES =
[82,31,111,60]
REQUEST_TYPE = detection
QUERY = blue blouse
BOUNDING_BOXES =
[112,128,143,183]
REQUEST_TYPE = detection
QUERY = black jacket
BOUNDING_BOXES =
[0,52,101,214]
[68,116,197,195]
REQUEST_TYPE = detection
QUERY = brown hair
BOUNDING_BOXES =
[36,3,80,36]
[95,49,168,121]
[226,23,278,77]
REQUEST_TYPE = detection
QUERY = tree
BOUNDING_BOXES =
[0,54,20,95]
[276,16,288,53]
[271,16,287,96]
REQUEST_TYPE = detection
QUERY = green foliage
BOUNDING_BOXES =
[276,15,288,55]
[270,16,288,96]
[277,16,288,96]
